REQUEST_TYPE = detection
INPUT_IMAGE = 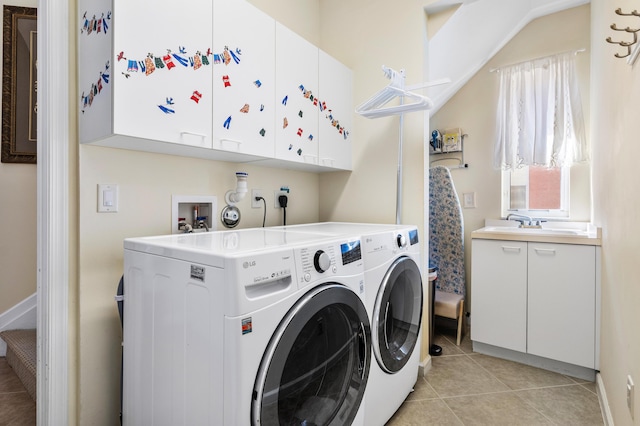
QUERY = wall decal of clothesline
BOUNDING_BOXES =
[80,61,110,113]
[80,11,111,35]
[117,45,242,78]
[297,84,349,141]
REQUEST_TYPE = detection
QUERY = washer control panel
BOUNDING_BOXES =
[295,239,363,286]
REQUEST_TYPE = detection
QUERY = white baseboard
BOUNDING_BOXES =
[0,293,37,356]
[596,372,614,426]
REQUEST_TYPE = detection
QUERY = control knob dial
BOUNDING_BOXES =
[396,234,407,248]
[313,250,331,273]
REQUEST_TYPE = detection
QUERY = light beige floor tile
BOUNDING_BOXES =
[431,333,464,356]
[405,376,439,401]
[580,381,598,395]
[469,353,575,390]
[425,355,510,397]
[444,392,554,425]
[516,384,604,425]
[387,399,463,426]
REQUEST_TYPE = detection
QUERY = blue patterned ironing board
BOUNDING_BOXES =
[429,166,466,296]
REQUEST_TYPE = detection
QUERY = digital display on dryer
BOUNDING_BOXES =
[340,240,362,265]
[409,229,419,245]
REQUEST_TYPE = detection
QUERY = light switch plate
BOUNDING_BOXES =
[463,192,476,208]
[98,184,119,212]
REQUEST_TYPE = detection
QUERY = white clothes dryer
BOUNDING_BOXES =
[273,222,424,424]
[360,226,423,426]
[122,228,371,426]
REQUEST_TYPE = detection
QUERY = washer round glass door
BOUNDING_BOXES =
[252,284,371,426]
[373,256,423,373]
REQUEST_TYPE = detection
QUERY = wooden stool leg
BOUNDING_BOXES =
[456,300,464,346]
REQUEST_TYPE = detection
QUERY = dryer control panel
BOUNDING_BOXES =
[295,239,364,287]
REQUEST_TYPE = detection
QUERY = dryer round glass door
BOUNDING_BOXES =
[373,256,423,373]
[252,284,371,426]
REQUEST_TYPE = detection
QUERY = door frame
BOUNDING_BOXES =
[37,0,70,422]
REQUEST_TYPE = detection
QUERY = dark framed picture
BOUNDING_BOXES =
[2,5,37,164]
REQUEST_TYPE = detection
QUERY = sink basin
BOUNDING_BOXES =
[480,226,588,236]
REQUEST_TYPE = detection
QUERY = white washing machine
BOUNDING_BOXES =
[122,227,371,425]
[275,222,424,424]
[360,226,423,426]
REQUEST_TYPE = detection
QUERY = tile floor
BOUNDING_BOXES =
[0,357,36,425]
[0,328,604,426]
[388,327,604,426]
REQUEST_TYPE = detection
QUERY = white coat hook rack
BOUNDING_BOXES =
[606,8,640,65]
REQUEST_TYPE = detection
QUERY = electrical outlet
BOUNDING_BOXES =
[628,375,635,419]
[274,190,288,208]
[252,189,264,208]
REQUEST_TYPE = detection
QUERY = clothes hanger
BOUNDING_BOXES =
[355,66,436,118]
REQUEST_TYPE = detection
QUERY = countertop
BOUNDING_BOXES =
[471,222,602,246]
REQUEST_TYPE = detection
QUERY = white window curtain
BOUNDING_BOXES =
[493,51,588,170]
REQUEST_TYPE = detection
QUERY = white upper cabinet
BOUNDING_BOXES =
[78,0,352,171]
[318,50,353,170]
[274,23,320,167]
[79,0,213,149]
[212,0,275,158]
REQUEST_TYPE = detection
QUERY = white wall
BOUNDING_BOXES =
[317,0,427,234]
[430,5,591,305]
[591,0,640,424]
[0,0,38,316]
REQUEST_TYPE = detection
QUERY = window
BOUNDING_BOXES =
[493,51,587,220]
[501,165,570,219]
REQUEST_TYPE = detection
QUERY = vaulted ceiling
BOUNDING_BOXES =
[424,0,590,114]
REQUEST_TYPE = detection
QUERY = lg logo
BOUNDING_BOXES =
[243,260,256,269]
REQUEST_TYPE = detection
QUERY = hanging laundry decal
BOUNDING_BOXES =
[190,91,203,104]
[239,104,250,113]
[283,117,289,129]
[144,56,156,76]
[80,61,111,114]
[222,75,231,87]
[80,11,111,35]
[253,80,262,88]
[223,116,232,129]
[157,97,175,114]
[298,83,350,141]
[259,128,266,137]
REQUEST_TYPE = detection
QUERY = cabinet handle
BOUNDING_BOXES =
[302,154,318,164]
[320,157,335,166]
[220,139,243,151]
[180,132,207,138]
[534,248,557,255]
[180,132,208,147]
[501,246,521,252]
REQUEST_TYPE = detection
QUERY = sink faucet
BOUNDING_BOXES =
[506,213,533,226]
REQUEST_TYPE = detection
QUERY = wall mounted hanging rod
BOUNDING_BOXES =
[489,48,586,73]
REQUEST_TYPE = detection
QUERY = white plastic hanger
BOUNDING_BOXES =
[355,66,447,118]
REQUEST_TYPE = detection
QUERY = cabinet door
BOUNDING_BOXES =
[317,50,353,170]
[471,239,527,352]
[112,0,213,148]
[212,0,275,158]
[527,243,596,368]
[274,23,319,166]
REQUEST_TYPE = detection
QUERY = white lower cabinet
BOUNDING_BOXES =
[471,239,598,369]
[471,239,527,352]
